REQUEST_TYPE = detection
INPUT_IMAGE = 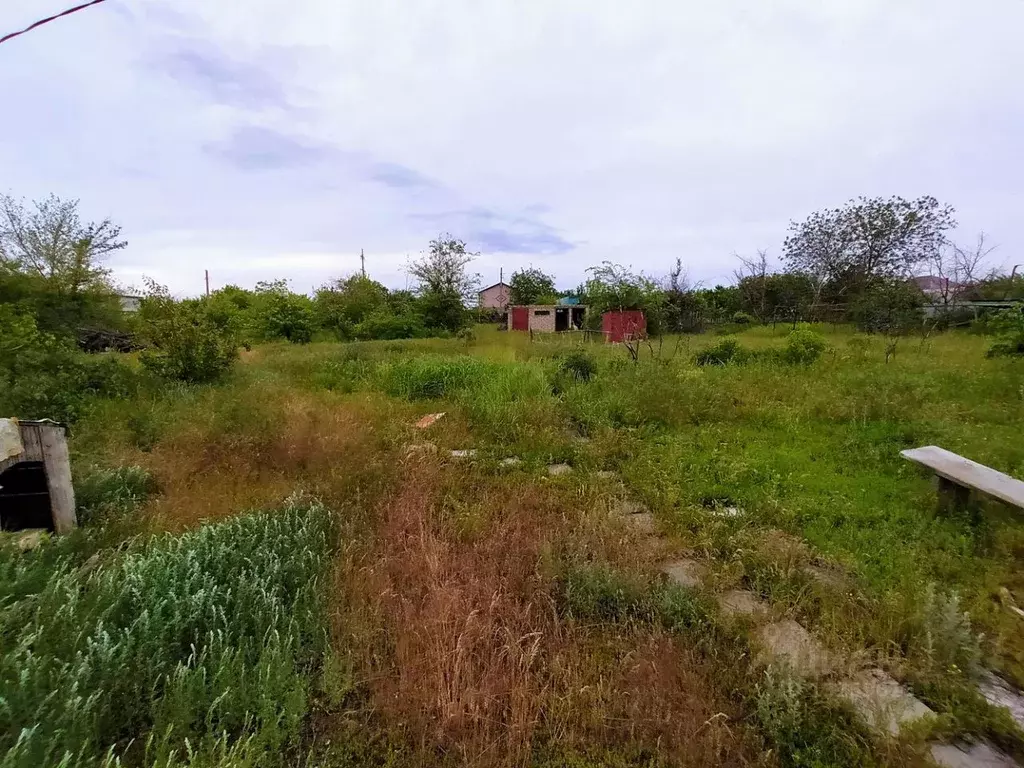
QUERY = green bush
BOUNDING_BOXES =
[138,290,237,383]
[558,349,598,382]
[695,337,749,366]
[0,306,139,422]
[251,281,315,344]
[986,305,1024,358]
[0,497,333,768]
[352,309,426,341]
[780,328,827,365]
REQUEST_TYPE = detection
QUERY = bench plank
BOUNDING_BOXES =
[901,446,1024,510]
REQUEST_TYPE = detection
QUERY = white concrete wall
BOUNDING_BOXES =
[529,308,556,332]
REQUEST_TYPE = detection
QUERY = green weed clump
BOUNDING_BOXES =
[75,465,158,525]
[0,497,334,768]
[559,563,706,632]
[695,337,749,366]
[755,667,874,768]
[558,349,598,382]
[379,355,488,400]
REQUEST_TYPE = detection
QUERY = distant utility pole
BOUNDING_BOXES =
[360,249,366,277]
[205,270,210,297]
[500,267,503,284]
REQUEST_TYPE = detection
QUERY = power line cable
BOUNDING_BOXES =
[0,0,109,47]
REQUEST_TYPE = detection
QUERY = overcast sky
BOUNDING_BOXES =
[1,1,1022,296]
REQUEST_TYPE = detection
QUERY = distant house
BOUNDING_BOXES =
[478,281,510,309]
[912,276,955,298]
[117,294,143,313]
[508,305,586,332]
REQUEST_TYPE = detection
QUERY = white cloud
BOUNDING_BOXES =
[1,0,1022,294]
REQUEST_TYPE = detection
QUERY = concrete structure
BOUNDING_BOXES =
[0,419,77,534]
[117,294,143,313]
[508,305,586,332]
[912,275,956,298]
[478,282,510,309]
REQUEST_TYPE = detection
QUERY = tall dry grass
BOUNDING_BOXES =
[335,459,767,766]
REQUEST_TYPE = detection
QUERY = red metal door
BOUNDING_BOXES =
[511,306,529,331]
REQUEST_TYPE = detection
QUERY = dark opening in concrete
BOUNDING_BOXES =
[0,461,54,531]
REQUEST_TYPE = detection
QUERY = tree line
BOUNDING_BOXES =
[3,191,1023,422]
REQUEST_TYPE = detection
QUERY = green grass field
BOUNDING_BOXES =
[3,324,1024,767]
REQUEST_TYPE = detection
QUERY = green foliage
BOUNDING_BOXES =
[408,234,479,332]
[783,195,957,292]
[251,280,314,344]
[780,328,827,365]
[755,668,873,768]
[0,305,138,422]
[509,267,557,305]
[381,355,488,400]
[848,279,925,334]
[695,337,748,366]
[0,194,129,339]
[582,262,665,332]
[75,465,158,526]
[560,564,658,623]
[0,498,333,768]
[986,306,1024,358]
[906,584,981,676]
[314,275,390,338]
[558,349,598,382]
[352,308,426,341]
[138,285,238,383]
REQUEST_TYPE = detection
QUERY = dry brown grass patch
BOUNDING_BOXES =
[124,391,389,531]
[335,462,767,766]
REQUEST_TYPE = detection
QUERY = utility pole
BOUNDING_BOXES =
[205,269,210,297]
[360,249,366,277]
[500,267,503,284]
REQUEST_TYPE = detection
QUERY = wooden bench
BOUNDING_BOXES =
[901,445,1024,514]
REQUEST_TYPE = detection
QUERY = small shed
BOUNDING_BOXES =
[602,310,646,342]
[0,419,77,534]
[509,305,587,332]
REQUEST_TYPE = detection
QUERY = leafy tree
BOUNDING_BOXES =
[509,267,557,305]
[314,274,389,338]
[783,196,957,299]
[583,261,665,333]
[0,194,127,334]
[251,280,314,343]
[847,278,925,334]
[408,234,479,331]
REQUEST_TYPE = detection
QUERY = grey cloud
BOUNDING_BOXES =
[412,207,574,255]
[204,126,330,171]
[160,41,288,109]
[369,162,438,189]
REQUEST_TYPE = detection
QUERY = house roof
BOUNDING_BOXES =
[478,281,510,293]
